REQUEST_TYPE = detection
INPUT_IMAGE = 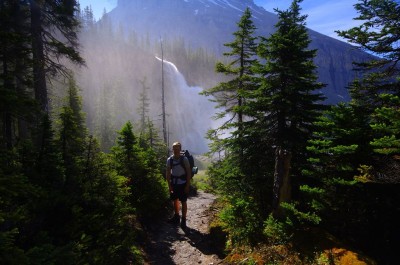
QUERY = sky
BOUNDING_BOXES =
[78,0,361,42]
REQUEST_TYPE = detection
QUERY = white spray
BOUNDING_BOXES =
[156,56,218,154]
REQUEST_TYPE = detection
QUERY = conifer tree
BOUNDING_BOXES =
[137,77,151,133]
[94,85,117,152]
[29,0,84,112]
[336,0,400,182]
[252,0,325,157]
[248,0,325,218]
[58,76,87,180]
[1,0,84,152]
[200,8,261,244]
[0,1,34,150]
[111,121,168,220]
[303,1,400,261]
[201,7,258,161]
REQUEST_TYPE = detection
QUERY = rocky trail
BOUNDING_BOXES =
[144,191,225,265]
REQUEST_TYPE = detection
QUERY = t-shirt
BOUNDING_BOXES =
[167,156,189,184]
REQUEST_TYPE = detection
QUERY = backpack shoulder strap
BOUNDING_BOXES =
[170,155,184,168]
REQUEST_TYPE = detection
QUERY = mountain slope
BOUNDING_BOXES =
[110,0,370,104]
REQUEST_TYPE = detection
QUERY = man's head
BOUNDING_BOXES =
[172,142,182,156]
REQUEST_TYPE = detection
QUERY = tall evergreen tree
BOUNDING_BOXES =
[111,121,169,220]
[94,84,117,152]
[137,76,151,133]
[249,0,325,218]
[200,8,261,244]
[303,1,400,262]
[201,7,258,161]
[0,1,34,150]
[1,0,84,152]
[337,0,400,183]
[252,0,325,156]
[57,76,87,190]
[29,0,84,112]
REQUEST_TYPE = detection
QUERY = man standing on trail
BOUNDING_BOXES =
[166,141,191,229]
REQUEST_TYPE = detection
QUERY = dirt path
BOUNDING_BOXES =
[144,191,224,265]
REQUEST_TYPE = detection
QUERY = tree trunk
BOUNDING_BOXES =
[272,146,292,219]
[2,49,13,150]
[30,0,48,113]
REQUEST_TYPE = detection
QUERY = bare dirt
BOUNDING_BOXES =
[144,191,225,265]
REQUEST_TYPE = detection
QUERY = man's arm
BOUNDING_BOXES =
[166,162,172,192]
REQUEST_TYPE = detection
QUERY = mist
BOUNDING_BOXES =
[157,57,218,153]
[74,13,222,153]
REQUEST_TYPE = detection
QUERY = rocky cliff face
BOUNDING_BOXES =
[110,0,371,104]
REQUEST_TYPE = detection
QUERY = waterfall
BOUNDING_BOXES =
[156,56,218,154]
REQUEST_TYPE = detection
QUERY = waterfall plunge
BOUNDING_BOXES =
[156,57,218,154]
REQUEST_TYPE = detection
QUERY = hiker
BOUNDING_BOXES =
[166,141,191,228]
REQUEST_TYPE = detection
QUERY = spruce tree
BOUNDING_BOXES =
[137,77,151,134]
[252,0,325,156]
[0,1,34,150]
[58,76,87,181]
[201,7,258,161]
[337,0,400,182]
[94,84,117,152]
[249,0,325,218]
[303,1,400,262]
[29,0,84,112]
[111,121,168,220]
[200,8,261,244]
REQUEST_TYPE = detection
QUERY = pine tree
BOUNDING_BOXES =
[337,0,400,183]
[137,77,151,134]
[57,76,87,190]
[199,8,261,244]
[29,0,84,112]
[94,84,117,152]
[0,1,35,150]
[252,0,325,155]
[201,7,258,161]
[1,0,84,151]
[111,121,169,220]
[303,1,400,262]
[249,0,325,218]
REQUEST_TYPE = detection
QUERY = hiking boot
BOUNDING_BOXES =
[168,214,180,225]
[180,217,187,229]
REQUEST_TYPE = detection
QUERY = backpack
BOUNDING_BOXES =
[169,150,198,178]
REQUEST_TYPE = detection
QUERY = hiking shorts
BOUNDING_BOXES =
[170,183,188,202]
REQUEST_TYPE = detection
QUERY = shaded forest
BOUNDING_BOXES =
[1,1,170,263]
[1,0,399,264]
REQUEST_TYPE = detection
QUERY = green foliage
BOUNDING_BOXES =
[0,2,168,264]
[0,79,150,264]
[111,121,169,221]
[201,7,258,160]
[300,2,400,263]
[0,155,33,264]
[251,0,325,154]
[280,202,321,225]
[370,94,400,154]
[305,104,368,181]
[263,215,293,245]
[219,196,262,246]
[205,1,326,249]
[93,83,118,152]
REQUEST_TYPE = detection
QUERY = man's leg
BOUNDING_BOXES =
[181,201,187,218]
[174,199,180,215]
[168,193,180,224]
[181,201,187,228]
